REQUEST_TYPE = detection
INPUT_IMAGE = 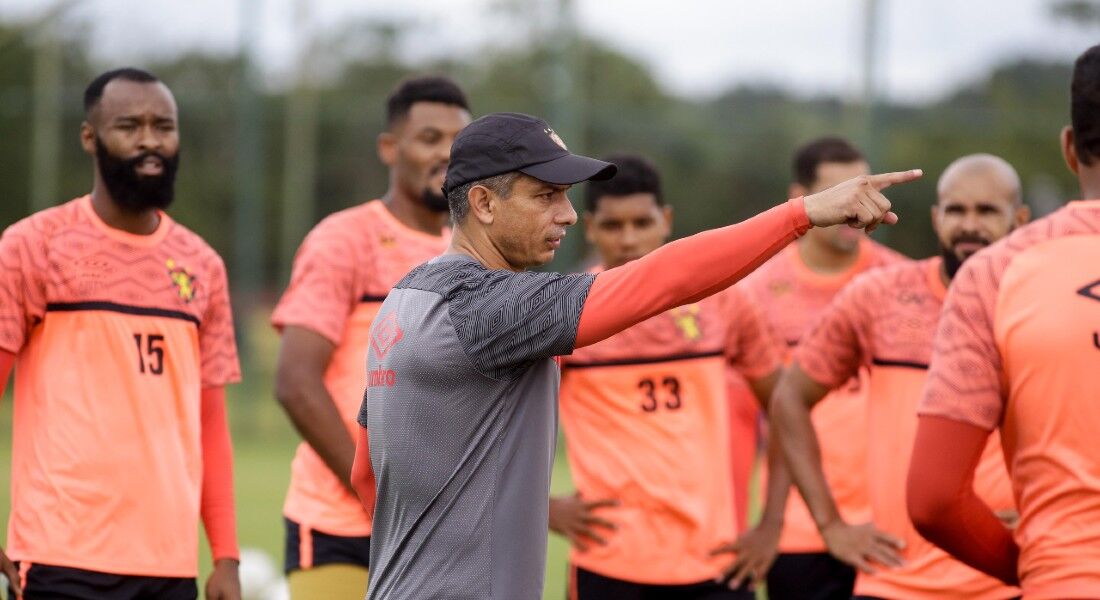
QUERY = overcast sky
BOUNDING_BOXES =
[2,0,1097,102]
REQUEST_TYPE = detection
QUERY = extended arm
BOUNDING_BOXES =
[576,170,919,348]
[577,200,810,347]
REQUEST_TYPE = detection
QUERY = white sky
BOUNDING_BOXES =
[2,0,1097,102]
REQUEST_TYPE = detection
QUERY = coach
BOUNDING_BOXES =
[351,112,920,600]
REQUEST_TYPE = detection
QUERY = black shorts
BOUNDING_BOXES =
[284,516,371,573]
[766,552,855,600]
[570,565,754,600]
[9,562,196,600]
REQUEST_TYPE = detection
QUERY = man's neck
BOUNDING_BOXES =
[90,183,161,236]
[1078,171,1100,201]
[447,227,521,272]
[797,237,860,274]
[382,187,448,236]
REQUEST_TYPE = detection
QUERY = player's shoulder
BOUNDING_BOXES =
[2,197,86,243]
[162,217,227,274]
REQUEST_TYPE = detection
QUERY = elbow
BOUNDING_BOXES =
[274,369,306,410]
[907,471,951,540]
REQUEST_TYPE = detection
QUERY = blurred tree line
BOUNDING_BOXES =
[0,16,1082,298]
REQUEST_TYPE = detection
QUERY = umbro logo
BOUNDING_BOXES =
[371,312,404,359]
[1078,278,1100,303]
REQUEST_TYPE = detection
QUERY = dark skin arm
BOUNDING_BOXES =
[711,370,788,588]
[770,362,904,574]
[274,326,355,492]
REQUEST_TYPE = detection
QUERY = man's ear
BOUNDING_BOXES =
[80,121,96,156]
[377,131,397,167]
[1061,126,1080,176]
[467,185,495,226]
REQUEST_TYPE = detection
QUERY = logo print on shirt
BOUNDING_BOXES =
[371,312,404,359]
[1077,278,1100,303]
[166,259,197,303]
[670,304,703,341]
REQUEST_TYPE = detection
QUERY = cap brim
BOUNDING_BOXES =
[519,153,617,186]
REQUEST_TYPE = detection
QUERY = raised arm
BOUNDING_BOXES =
[575,171,919,348]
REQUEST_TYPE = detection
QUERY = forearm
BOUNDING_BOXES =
[278,383,356,491]
[771,378,841,530]
[576,198,810,347]
[350,426,375,515]
[759,434,791,526]
[200,387,239,561]
[908,416,1019,584]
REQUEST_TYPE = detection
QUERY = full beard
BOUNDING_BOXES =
[940,234,992,279]
[95,136,179,212]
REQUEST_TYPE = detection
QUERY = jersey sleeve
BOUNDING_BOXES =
[271,221,358,345]
[0,221,47,354]
[450,269,596,380]
[919,255,1005,431]
[199,256,241,388]
[722,287,782,380]
[793,274,875,389]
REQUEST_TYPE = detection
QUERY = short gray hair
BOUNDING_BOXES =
[448,171,521,223]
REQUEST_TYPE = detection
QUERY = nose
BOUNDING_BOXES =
[137,123,161,153]
[558,193,578,226]
[620,224,639,247]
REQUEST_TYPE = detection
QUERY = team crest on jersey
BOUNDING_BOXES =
[544,127,568,150]
[371,312,404,359]
[380,234,397,248]
[166,259,197,303]
[670,304,702,341]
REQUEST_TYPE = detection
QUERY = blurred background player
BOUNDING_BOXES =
[737,136,906,600]
[271,75,470,599]
[771,153,1028,600]
[0,68,241,599]
[547,155,783,599]
[909,44,1100,597]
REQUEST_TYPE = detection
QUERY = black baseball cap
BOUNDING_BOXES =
[443,112,617,196]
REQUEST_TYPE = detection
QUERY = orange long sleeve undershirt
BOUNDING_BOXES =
[575,197,810,347]
[201,386,240,561]
[907,415,1019,585]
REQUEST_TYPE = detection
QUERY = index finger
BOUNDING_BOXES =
[869,169,923,190]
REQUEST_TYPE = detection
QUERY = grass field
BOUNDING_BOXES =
[0,316,577,599]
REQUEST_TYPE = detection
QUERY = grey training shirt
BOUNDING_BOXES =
[358,254,595,600]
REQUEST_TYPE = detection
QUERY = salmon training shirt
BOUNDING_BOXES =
[0,196,240,577]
